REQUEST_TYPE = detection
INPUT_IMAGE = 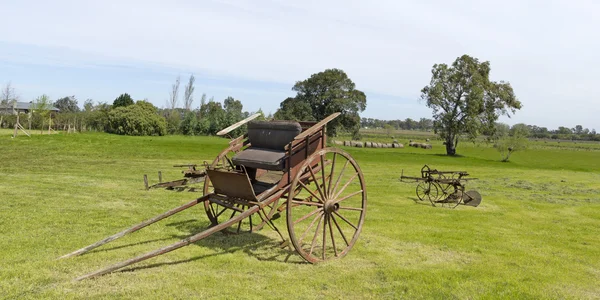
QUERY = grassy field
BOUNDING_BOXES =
[1,130,599,299]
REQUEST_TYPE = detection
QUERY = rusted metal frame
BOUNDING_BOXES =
[59,195,211,260]
[74,203,261,281]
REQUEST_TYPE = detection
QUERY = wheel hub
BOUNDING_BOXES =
[324,200,340,214]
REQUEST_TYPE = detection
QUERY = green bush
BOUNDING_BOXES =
[106,101,166,136]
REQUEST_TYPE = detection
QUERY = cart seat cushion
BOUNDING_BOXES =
[247,120,302,150]
[232,148,286,171]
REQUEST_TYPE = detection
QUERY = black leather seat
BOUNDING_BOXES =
[232,121,302,171]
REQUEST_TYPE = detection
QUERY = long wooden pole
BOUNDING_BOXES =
[59,196,210,260]
[75,204,260,281]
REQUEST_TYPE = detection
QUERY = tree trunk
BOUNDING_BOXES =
[445,136,457,155]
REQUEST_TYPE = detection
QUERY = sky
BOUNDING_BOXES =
[1,0,599,130]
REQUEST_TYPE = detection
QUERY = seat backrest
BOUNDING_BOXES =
[247,121,302,150]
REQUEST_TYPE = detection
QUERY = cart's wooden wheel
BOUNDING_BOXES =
[416,181,439,206]
[287,147,366,263]
[203,145,280,233]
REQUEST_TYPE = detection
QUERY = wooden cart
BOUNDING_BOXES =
[61,112,367,280]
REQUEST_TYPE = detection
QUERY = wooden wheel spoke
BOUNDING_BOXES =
[327,153,337,197]
[329,160,349,198]
[294,207,323,225]
[328,214,338,257]
[331,215,349,247]
[308,164,327,201]
[299,211,324,244]
[333,211,358,230]
[322,214,328,260]
[309,215,324,257]
[320,155,327,199]
[291,200,323,207]
[338,206,364,212]
[298,181,324,203]
[332,172,359,200]
[215,206,227,218]
[332,189,363,205]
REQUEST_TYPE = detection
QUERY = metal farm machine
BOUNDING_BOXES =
[61,113,367,280]
[400,165,482,209]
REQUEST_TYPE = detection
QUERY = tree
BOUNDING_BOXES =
[273,97,314,121]
[113,93,134,108]
[33,94,52,134]
[495,123,529,162]
[1,82,18,116]
[384,124,394,137]
[106,101,166,136]
[169,76,180,110]
[278,68,367,137]
[166,76,181,134]
[223,96,245,136]
[198,100,225,135]
[83,99,94,112]
[183,74,195,111]
[54,96,80,113]
[421,55,522,155]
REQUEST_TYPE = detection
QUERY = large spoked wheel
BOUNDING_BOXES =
[287,148,366,263]
[416,181,439,206]
[203,145,280,233]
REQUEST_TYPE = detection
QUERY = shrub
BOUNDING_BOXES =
[106,101,166,136]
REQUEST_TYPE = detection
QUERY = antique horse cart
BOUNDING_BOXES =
[400,165,481,208]
[61,113,367,280]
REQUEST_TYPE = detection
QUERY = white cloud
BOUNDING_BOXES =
[1,0,599,128]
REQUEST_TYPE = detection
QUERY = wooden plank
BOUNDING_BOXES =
[216,113,261,136]
[292,112,340,142]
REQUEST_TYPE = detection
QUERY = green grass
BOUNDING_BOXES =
[1,131,599,299]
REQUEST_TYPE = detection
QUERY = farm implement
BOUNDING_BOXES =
[400,165,481,208]
[60,112,367,280]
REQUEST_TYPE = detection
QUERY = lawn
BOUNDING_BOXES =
[1,131,599,299]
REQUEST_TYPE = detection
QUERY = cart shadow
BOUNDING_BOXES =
[114,219,304,274]
[84,237,176,255]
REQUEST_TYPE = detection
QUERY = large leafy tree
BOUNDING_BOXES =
[273,97,314,121]
[54,96,80,113]
[112,93,134,108]
[421,55,522,155]
[277,68,367,136]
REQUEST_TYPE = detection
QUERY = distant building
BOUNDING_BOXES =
[0,101,59,115]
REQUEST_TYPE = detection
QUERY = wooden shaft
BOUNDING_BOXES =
[59,196,209,260]
[216,113,261,136]
[75,204,260,281]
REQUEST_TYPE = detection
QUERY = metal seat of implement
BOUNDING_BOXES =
[206,120,302,200]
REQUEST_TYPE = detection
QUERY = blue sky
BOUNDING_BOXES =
[1,0,598,130]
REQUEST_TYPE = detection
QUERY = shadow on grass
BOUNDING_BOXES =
[85,237,176,255]
[409,196,435,206]
[106,218,304,275]
[117,237,301,274]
